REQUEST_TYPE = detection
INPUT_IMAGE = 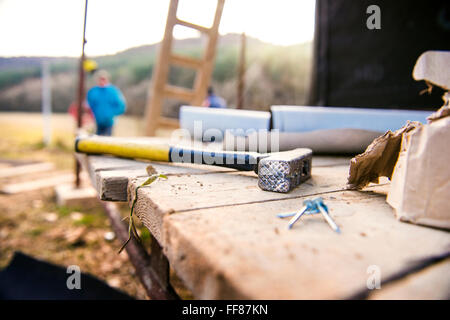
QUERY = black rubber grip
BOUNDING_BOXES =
[168,146,257,171]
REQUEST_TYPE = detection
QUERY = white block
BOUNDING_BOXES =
[179,106,271,141]
[271,106,432,133]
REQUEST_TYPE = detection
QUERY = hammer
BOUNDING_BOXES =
[75,135,312,193]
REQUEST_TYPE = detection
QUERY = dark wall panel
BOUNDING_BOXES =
[309,0,450,110]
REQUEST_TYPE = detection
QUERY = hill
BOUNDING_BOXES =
[0,34,312,117]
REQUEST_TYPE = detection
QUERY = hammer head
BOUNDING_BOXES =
[257,148,312,193]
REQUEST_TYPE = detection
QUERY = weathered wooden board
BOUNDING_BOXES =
[78,154,237,201]
[162,191,450,299]
[369,259,450,300]
[0,162,54,179]
[79,153,351,202]
[79,149,449,299]
[130,165,351,243]
[0,172,74,194]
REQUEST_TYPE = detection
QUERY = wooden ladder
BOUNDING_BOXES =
[144,0,225,136]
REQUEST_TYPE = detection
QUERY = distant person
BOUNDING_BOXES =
[87,70,126,136]
[202,86,227,109]
[68,101,95,128]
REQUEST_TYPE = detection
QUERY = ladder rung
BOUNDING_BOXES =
[158,116,180,128]
[164,85,195,102]
[176,19,210,34]
[170,54,203,69]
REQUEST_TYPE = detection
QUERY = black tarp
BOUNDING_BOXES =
[0,252,133,300]
[309,0,450,110]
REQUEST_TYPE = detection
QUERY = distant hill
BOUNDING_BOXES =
[0,34,312,116]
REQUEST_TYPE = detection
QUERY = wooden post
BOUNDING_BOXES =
[75,0,88,188]
[41,61,52,146]
[237,32,246,109]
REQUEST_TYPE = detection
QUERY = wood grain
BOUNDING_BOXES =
[369,259,450,300]
[162,191,450,299]
[79,150,449,299]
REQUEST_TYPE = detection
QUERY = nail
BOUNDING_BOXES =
[314,198,340,233]
[287,200,315,229]
[277,212,297,218]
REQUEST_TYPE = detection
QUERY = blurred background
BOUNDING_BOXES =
[0,0,315,299]
[0,0,314,119]
[0,0,448,299]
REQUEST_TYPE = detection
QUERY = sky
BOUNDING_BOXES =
[0,0,316,57]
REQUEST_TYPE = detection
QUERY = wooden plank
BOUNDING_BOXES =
[0,159,35,166]
[79,152,237,202]
[163,85,195,102]
[170,54,203,69]
[75,154,143,191]
[80,150,353,202]
[158,116,180,128]
[98,162,234,202]
[161,191,450,299]
[369,259,450,300]
[1,172,74,194]
[81,152,354,203]
[130,165,351,243]
[175,19,210,34]
[0,162,54,179]
[101,202,179,300]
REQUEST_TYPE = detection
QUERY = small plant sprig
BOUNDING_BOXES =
[119,166,167,253]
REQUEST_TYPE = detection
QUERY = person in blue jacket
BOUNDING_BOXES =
[202,86,227,109]
[87,70,126,136]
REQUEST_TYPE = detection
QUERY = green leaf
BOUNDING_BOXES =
[141,175,158,186]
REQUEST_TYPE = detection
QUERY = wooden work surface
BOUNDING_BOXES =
[77,147,450,300]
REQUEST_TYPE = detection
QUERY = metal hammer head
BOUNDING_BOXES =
[257,148,312,193]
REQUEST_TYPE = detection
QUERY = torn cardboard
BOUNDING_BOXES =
[413,51,450,91]
[348,50,450,229]
[348,106,450,229]
[387,105,450,229]
[347,122,420,190]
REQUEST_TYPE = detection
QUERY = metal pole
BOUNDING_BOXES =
[75,0,88,188]
[237,32,246,109]
[41,61,52,146]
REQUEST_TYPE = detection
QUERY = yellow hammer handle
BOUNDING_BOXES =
[75,136,170,162]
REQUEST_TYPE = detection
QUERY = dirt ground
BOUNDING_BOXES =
[0,112,192,299]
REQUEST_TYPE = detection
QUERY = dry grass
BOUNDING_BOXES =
[0,112,193,299]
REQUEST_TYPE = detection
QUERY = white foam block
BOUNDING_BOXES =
[271,106,432,133]
[179,106,271,140]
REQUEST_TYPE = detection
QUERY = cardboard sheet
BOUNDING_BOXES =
[347,51,450,229]
[387,105,450,229]
[346,122,421,190]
